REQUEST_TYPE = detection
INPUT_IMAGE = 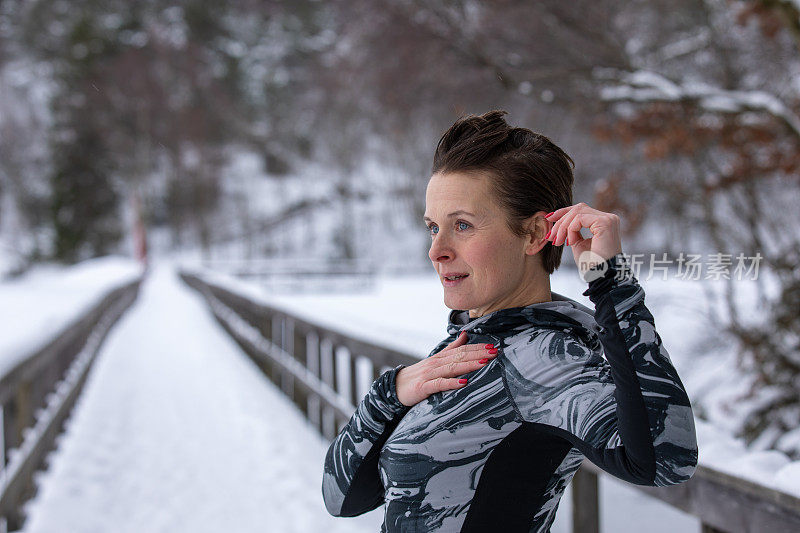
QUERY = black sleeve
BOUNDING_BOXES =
[508,253,698,486]
[322,365,410,516]
[573,253,698,485]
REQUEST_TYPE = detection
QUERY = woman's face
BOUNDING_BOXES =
[424,171,548,318]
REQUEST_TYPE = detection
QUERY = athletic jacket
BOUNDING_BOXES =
[322,253,698,532]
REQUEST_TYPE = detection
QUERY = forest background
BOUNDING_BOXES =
[1,0,799,458]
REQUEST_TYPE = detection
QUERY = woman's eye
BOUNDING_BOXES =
[457,221,471,231]
[427,225,438,235]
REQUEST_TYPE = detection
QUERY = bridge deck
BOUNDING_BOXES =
[18,263,380,533]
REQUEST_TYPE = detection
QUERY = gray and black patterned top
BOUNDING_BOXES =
[322,253,698,532]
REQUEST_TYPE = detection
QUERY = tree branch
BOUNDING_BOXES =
[598,69,800,139]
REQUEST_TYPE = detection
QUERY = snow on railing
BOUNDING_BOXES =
[195,257,380,294]
[180,271,417,441]
[181,270,800,533]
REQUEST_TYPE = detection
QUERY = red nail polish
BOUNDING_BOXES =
[545,212,553,217]
[479,358,489,364]
[484,343,494,349]
[545,229,551,239]
[488,348,498,354]
[565,238,569,246]
[459,378,468,384]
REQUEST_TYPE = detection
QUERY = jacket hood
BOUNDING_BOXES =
[446,291,602,349]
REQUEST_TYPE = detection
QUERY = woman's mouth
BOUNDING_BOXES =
[443,273,469,286]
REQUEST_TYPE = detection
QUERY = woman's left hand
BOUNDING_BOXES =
[544,202,623,272]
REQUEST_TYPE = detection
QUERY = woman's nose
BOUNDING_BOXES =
[428,234,452,263]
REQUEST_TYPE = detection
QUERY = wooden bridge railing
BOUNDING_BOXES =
[0,276,142,531]
[197,257,379,294]
[180,270,800,533]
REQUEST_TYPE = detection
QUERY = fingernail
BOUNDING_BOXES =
[479,358,488,364]
[545,212,553,217]
[459,378,468,384]
[565,238,569,246]
[487,348,498,354]
[484,343,494,349]
[545,229,551,239]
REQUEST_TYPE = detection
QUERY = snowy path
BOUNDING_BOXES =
[20,263,383,533]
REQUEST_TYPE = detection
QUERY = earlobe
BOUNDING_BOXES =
[525,240,547,256]
[523,233,540,256]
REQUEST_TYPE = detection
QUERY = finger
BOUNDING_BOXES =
[547,204,582,243]
[420,376,469,396]
[445,330,468,350]
[544,205,574,223]
[552,208,581,246]
[429,356,495,379]
[445,342,497,363]
[433,335,489,360]
[432,331,467,358]
[564,213,591,246]
[429,345,498,373]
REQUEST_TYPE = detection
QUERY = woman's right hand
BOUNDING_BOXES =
[395,331,499,407]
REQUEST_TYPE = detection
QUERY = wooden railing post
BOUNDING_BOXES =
[270,315,282,386]
[348,352,359,408]
[320,337,335,441]
[350,355,371,406]
[281,316,294,400]
[332,345,346,433]
[13,382,31,454]
[306,331,321,433]
[3,399,17,460]
[255,309,274,378]
[0,405,5,468]
[292,324,308,417]
[260,307,272,345]
[330,344,339,404]
[572,465,599,533]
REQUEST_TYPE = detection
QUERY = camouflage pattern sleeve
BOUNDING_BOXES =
[322,364,411,516]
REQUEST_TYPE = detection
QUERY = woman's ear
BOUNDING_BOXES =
[523,212,550,256]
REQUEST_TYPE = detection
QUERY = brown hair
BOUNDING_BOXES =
[432,110,574,274]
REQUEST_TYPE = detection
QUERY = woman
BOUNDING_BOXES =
[322,110,698,533]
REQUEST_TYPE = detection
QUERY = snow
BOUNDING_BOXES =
[192,266,450,359]
[656,30,710,61]
[734,450,792,483]
[626,71,682,99]
[599,69,800,136]
[18,261,381,533]
[599,476,697,532]
[774,463,800,496]
[8,257,800,532]
[695,415,800,492]
[777,427,800,455]
[0,255,143,378]
[189,261,800,501]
